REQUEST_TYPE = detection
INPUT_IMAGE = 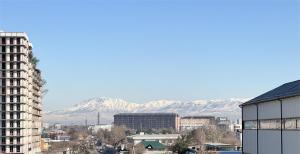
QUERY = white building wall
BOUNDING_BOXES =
[283,131,300,154]
[258,100,281,119]
[258,130,281,154]
[243,105,257,121]
[243,130,257,154]
[282,96,300,118]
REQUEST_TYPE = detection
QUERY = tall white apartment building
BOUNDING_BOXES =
[0,32,42,154]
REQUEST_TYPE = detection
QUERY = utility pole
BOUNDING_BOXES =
[97,112,100,125]
[85,117,88,128]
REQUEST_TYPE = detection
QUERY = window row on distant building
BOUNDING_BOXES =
[243,118,300,130]
[1,37,22,45]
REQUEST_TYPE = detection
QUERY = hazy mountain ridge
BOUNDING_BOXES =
[43,97,248,125]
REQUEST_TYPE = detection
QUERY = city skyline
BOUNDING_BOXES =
[1,0,299,111]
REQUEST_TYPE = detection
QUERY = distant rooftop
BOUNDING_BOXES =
[128,133,180,140]
[181,116,215,119]
[114,112,179,116]
[0,32,29,40]
[240,80,300,106]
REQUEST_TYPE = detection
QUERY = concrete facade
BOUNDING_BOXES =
[180,116,215,131]
[0,32,43,154]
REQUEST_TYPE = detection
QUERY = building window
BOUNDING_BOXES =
[17,104,20,111]
[2,96,6,102]
[10,55,14,61]
[17,97,20,103]
[16,145,20,152]
[2,46,5,52]
[259,119,281,129]
[2,38,5,44]
[2,87,6,94]
[2,121,6,128]
[10,113,13,119]
[1,104,5,111]
[10,46,13,53]
[10,129,13,136]
[17,38,20,45]
[297,119,300,129]
[10,122,13,127]
[10,38,14,45]
[1,145,5,152]
[9,146,13,152]
[1,137,5,144]
[284,119,297,129]
[10,104,13,111]
[10,63,13,69]
[17,63,20,69]
[2,63,6,69]
[243,120,257,129]
[10,96,13,103]
[17,46,20,53]
[2,113,5,119]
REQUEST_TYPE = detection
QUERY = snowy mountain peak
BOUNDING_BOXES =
[44,97,248,125]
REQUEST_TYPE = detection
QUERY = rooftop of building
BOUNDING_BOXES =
[114,112,179,116]
[181,115,215,119]
[240,80,300,106]
[0,31,29,40]
[128,133,180,139]
[141,140,165,150]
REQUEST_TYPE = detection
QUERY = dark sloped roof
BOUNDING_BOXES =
[240,80,300,106]
[141,140,165,150]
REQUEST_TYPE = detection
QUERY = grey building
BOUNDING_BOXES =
[216,117,231,131]
[114,113,180,131]
[240,80,300,154]
[180,116,216,131]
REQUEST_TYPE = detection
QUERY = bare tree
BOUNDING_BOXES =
[134,143,145,154]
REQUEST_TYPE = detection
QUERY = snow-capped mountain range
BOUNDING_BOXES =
[43,97,248,125]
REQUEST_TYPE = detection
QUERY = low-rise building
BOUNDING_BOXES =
[180,116,216,131]
[128,132,180,146]
[216,117,231,131]
[88,124,112,133]
[240,80,300,154]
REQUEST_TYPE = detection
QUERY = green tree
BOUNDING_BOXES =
[171,134,191,154]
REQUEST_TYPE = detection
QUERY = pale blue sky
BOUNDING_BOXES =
[0,0,299,111]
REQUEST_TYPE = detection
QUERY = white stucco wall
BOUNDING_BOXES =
[243,105,257,121]
[258,130,281,154]
[258,100,281,120]
[282,96,300,118]
[243,130,257,154]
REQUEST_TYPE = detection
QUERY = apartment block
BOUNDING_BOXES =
[114,113,180,131]
[0,32,42,154]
